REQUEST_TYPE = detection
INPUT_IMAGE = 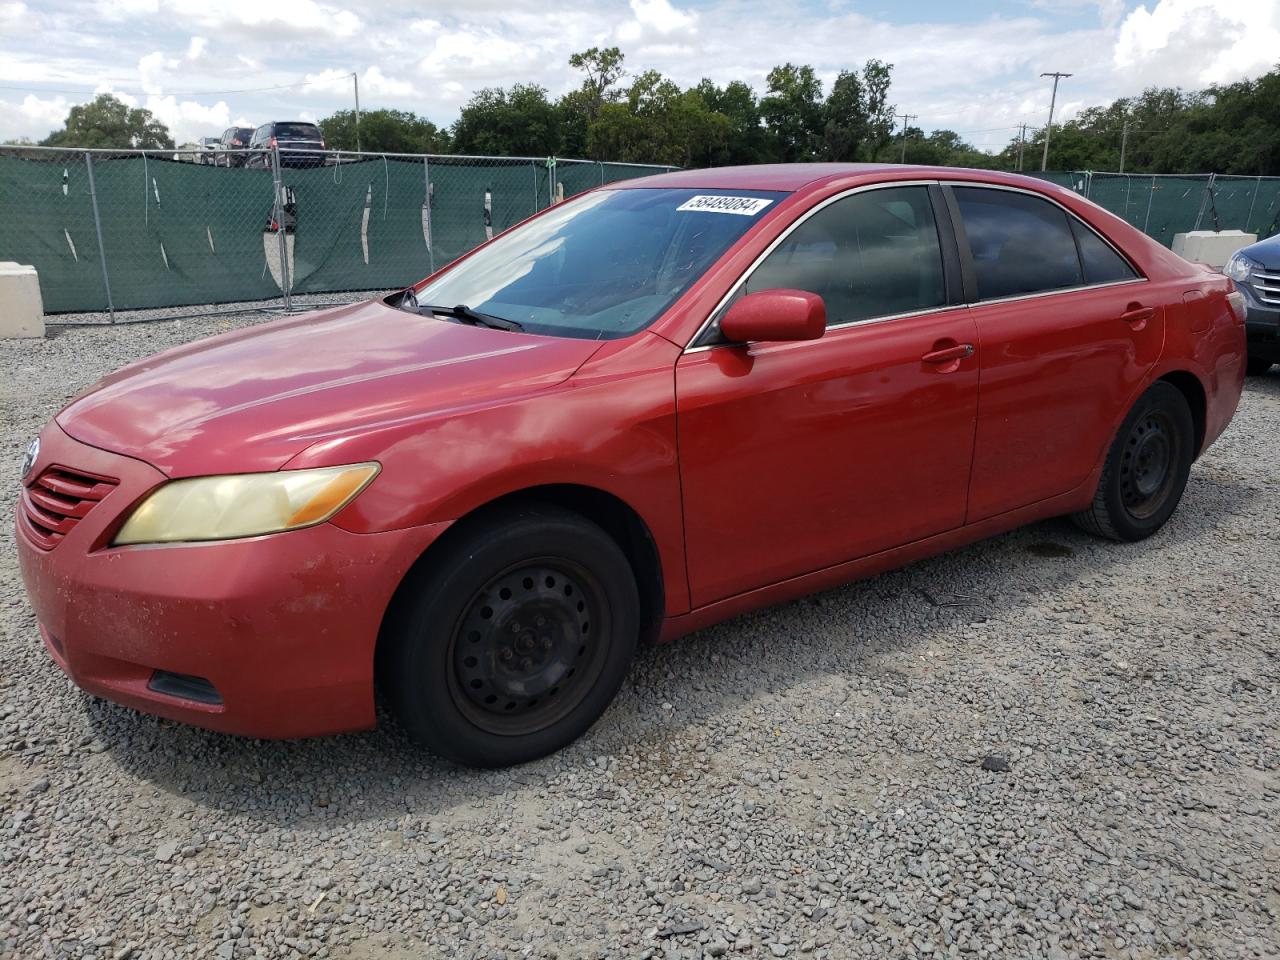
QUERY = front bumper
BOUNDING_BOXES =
[1240,281,1280,358]
[16,423,448,739]
[1244,304,1280,359]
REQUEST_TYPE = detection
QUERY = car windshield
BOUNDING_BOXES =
[415,187,785,339]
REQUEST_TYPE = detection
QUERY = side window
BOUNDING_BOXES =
[1071,218,1137,284]
[953,187,1082,300]
[742,186,946,326]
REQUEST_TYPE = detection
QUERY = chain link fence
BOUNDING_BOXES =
[1030,171,1280,249]
[6,152,1274,323]
[0,144,676,322]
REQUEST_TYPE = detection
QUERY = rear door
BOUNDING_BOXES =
[946,184,1164,521]
[675,183,980,607]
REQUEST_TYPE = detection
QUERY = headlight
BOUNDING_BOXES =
[113,463,379,546]
[1224,252,1258,283]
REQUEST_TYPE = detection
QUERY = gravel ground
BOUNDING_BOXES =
[1,312,1278,960]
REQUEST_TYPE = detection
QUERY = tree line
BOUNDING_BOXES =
[320,48,899,168]
[16,49,1280,177]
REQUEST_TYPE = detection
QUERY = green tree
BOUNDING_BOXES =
[759,64,825,161]
[567,46,626,120]
[877,127,1001,168]
[451,84,561,156]
[40,93,173,149]
[587,70,729,166]
[695,79,766,165]
[318,109,450,154]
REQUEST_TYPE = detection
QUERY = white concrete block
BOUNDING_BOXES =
[1171,230,1257,269]
[0,262,45,338]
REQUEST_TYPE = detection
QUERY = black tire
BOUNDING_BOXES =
[379,503,639,767]
[1072,381,1195,542]
[1246,355,1274,377]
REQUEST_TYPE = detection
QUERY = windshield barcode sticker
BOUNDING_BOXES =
[676,195,773,216]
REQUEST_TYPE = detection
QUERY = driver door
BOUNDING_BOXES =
[675,184,980,607]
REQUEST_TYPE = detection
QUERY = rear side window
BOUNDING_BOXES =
[743,186,946,325]
[953,187,1082,300]
[1071,218,1137,284]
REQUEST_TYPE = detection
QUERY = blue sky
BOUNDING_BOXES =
[0,0,1273,149]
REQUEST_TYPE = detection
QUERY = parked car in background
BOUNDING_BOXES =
[196,137,220,165]
[16,165,1246,767]
[216,126,255,167]
[1224,237,1280,375]
[245,122,326,169]
[171,142,202,163]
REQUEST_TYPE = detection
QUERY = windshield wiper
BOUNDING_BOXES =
[421,303,524,332]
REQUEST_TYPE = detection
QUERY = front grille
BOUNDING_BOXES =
[1249,270,1280,306]
[19,466,118,551]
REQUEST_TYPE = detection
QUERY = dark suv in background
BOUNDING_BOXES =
[246,122,326,169]
[217,126,255,167]
[1225,239,1280,375]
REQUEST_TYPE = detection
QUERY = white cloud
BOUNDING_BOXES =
[142,94,232,138]
[164,0,362,40]
[3,0,1280,152]
[1114,0,1276,87]
[616,0,698,44]
[0,93,70,139]
[301,65,414,99]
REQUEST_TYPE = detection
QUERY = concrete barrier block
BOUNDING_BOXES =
[0,262,45,338]
[1171,230,1257,269]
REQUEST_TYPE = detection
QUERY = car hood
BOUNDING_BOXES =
[1244,232,1280,266]
[57,299,603,477]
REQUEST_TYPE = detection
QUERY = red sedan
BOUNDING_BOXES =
[17,164,1246,766]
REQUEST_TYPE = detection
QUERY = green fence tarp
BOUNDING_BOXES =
[1029,171,1280,248]
[0,152,673,314]
[10,155,1277,315]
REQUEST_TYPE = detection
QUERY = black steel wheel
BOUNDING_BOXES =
[379,503,639,767]
[1117,407,1181,521]
[1073,381,1194,542]
[448,560,608,736]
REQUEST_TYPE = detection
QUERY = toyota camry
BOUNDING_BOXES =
[16,164,1246,766]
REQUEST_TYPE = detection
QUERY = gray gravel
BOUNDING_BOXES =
[2,312,1278,960]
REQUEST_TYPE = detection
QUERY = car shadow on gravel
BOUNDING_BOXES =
[83,471,1263,827]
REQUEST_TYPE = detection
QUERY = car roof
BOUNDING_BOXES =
[609,163,1067,195]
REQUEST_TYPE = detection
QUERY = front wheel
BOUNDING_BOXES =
[1073,381,1195,542]
[379,504,639,767]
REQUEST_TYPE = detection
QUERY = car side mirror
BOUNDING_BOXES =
[719,289,826,344]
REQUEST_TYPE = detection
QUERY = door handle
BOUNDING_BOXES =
[921,343,975,364]
[1120,304,1155,328]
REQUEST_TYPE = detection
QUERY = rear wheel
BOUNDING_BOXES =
[1246,355,1274,377]
[380,504,638,767]
[1072,381,1194,542]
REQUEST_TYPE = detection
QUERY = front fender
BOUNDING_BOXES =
[287,333,690,615]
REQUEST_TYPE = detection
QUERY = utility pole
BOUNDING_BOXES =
[1039,71,1071,171]
[352,71,362,153]
[896,112,917,163]
[1119,120,1135,174]
[1016,123,1027,172]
